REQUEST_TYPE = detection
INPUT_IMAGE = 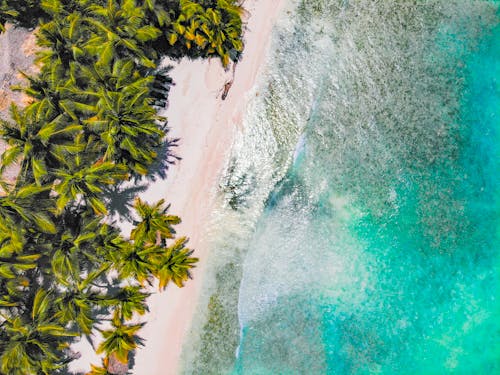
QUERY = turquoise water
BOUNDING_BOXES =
[228,1,500,374]
[180,1,500,374]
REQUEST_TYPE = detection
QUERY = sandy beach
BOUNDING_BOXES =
[1,1,286,373]
[130,1,287,374]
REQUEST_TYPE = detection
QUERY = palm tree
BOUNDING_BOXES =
[79,58,146,93]
[84,0,159,68]
[15,63,99,125]
[0,289,77,375]
[1,1,245,373]
[0,214,30,307]
[36,12,89,69]
[168,0,204,45]
[53,158,128,214]
[0,0,48,32]
[0,104,83,186]
[47,219,116,333]
[140,0,176,33]
[53,280,100,335]
[0,0,46,31]
[49,236,82,285]
[97,314,143,364]
[14,65,69,121]
[131,198,180,245]
[78,58,159,113]
[200,0,243,66]
[40,0,90,18]
[0,220,26,306]
[91,220,130,265]
[101,285,150,321]
[152,237,198,289]
[0,280,23,308]
[0,184,56,233]
[111,241,157,285]
[165,0,243,66]
[83,84,165,175]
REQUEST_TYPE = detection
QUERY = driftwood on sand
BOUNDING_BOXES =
[221,61,237,100]
[221,80,233,100]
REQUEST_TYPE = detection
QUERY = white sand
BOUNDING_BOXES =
[130,1,287,374]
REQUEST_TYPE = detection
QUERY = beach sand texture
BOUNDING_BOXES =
[130,1,287,374]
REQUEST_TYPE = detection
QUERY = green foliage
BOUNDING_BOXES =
[0,0,243,373]
[97,314,143,363]
[165,0,244,66]
[53,159,129,214]
[0,4,18,33]
[0,0,45,33]
[85,0,158,68]
[0,289,78,375]
[131,197,180,244]
[153,236,198,289]
[0,104,84,186]
[102,285,150,321]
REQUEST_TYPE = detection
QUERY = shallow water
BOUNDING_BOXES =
[183,1,500,373]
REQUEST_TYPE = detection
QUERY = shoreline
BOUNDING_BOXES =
[131,1,287,374]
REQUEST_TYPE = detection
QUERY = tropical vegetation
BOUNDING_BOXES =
[0,0,243,373]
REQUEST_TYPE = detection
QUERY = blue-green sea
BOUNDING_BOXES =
[182,1,500,374]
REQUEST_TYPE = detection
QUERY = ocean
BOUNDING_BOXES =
[181,1,500,373]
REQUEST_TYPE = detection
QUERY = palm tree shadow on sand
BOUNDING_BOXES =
[59,278,147,375]
[59,68,182,375]
[142,131,181,183]
[103,183,149,223]
[104,127,181,223]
